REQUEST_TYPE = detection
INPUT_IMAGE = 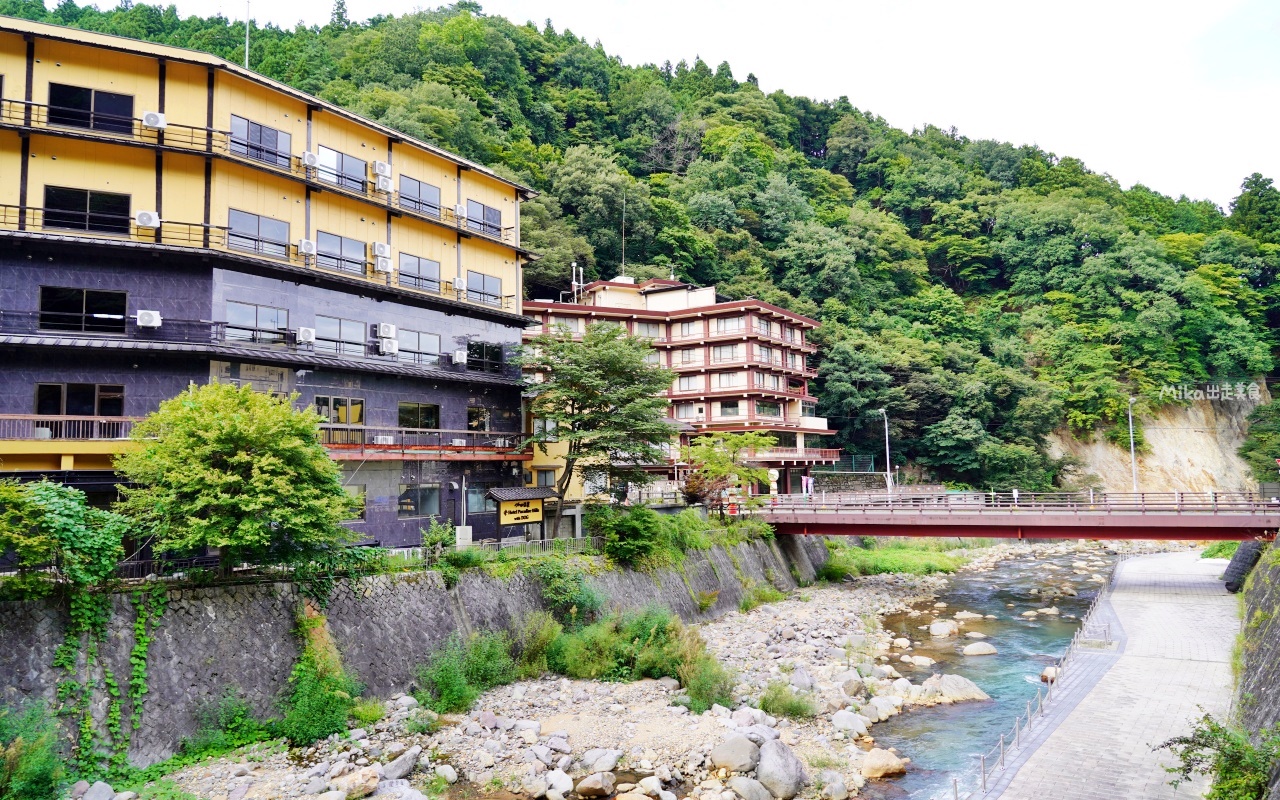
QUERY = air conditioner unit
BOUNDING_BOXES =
[454,203,467,219]
[134,210,161,229]
[379,337,399,355]
[135,310,162,328]
[372,241,392,258]
[375,175,393,193]
[296,327,316,344]
[297,239,317,256]
[373,435,396,445]
[372,160,392,177]
[453,349,468,364]
[374,256,392,274]
[141,111,166,129]
[451,438,468,447]
[376,322,397,339]
[301,151,320,168]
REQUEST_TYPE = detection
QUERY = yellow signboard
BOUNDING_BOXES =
[499,499,544,525]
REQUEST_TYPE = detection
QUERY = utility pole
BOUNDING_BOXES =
[620,190,626,276]
[879,408,892,495]
[244,0,250,69]
[1128,396,1138,493]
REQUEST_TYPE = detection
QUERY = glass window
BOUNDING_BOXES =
[48,83,133,134]
[398,402,440,430]
[716,372,742,388]
[466,341,504,374]
[714,316,745,334]
[757,401,782,417]
[43,186,130,234]
[398,253,441,292]
[679,321,700,338]
[399,176,442,217]
[712,344,739,363]
[466,483,496,514]
[397,329,440,365]
[344,484,366,521]
[315,395,364,424]
[801,402,818,418]
[38,287,127,333]
[536,469,557,487]
[229,115,292,168]
[644,350,660,365]
[466,271,503,307]
[314,315,366,355]
[635,321,662,338]
[720,400,741,417]
[467,406,490,431]
[225,301,288,343]
[675,403,698,419]
[34,383,124,416]
[465,199,502,236]
[758,345,775,364]
[316,145,367,192]
[316,232,366,274]
[758,373,781,390]
[398,484,441,518]
[680,349,700,364]
[533,418,558,441]
[549,315,582,332]
[677,375,700,392]
[227,209,290,258]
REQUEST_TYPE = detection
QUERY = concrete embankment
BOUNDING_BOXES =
[1237,543,1280,798]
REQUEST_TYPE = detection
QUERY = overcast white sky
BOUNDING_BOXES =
[183,0,1279,209]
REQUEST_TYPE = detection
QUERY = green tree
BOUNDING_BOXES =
[1230,173,1280,244]
[681,431,777,515]
[521,322,676,533]
[114,383,358,571]
[0,481,126,596]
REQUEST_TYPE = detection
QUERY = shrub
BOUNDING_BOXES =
[740,582,787,613]
[180,690,273,757]
[415,637,479,714]
[515,612,564,679]
[404,709,441,735]
[599,506,666,565]
[759,681,818,719]
[462,633,518,689]
[531,558,604,626]
[1160,713,1280,800]
[0,701,63,800]
[349,699,385,726]
[675,628,735,713]
[279,648,360,745]
[1203,541,1241,560]
[696,590,720,613]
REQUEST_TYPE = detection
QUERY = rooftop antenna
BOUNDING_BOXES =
[244,0,250,69]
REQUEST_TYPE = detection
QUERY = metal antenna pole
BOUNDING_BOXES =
[1128,396,1138,492]
[244,0,250,69]
[620,191,626,275]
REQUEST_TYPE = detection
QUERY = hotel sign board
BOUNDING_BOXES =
[499,499,544,525]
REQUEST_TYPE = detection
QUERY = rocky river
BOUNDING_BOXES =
[98,539,1191,800]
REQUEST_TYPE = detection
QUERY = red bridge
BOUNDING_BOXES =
[755,491,1280,540]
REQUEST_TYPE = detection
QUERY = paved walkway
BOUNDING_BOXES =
[988,551,1236,800]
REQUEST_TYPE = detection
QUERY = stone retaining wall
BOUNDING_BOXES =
[0,535,829,768]
[1236,543,1280,798]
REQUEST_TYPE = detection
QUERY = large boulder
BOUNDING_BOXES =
[383,745,422,780]
[817,770,848,800]
[732,707,766,728]
[330,766,380,799]
[922,674,990,703]
[928,620,959,638]
[788,667,815,692]
[756,740,807,799]
[739,724,781,745]
[962,642,998,656]
[727,777,773,800]
[710,735,761,772]
[580,749,623,773]
[859,748,907,779]
[545,770,573,795]
[83,784,115,800]
[830,710,868,736]
[575,773,616,797]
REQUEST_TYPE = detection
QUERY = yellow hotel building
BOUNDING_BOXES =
[0,17,539,545]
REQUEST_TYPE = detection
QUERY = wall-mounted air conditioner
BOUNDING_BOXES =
[376,322,397,339]
[379,337,399,355]
[375,175,393,193]
[454,203,467,219]
[134,210,161,229]
[301,151,319,168]
[141,111,166,130]
[373,161,392,177]
[374,257,392,273]
[298,239,317,255]
[296,327,316,344]
[136,310,163,328]
[453,349,468,364]
[372,242,392,258]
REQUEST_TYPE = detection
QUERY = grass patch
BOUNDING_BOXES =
[349,698,385,726]
[758,681,818,719]
[820,541,964,579]
[1202,541,1241,560]
[739,582,786,612]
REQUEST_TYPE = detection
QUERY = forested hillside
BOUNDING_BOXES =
[5,0,1280,489]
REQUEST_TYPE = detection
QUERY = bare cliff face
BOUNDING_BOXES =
[1047,388,1271,493]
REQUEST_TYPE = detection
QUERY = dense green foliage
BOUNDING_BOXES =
[115,383,360,570]
[758,681,818,719]
[5,0,1277,483]
[415,633,517,713]
[1239,401,1280,484]
[279,615,361,745]
[0,702,63,800]
[178,691,275,757]
[1202,541,1242,560]
[1161,714,1280,800]
[0,480,126,598]
[819,540,964,580]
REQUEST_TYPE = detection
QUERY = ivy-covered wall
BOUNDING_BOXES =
[0,535,828,768]
[1236,543,1280,797]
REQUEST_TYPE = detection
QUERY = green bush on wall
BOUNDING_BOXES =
[0,701,63,800]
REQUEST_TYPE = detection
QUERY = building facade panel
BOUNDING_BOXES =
[33,37,162,113]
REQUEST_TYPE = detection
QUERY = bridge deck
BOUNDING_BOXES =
[755,491,1280,539]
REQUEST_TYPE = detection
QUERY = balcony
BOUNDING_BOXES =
[0,309,518,382]
[746,447,842,464]
[0,205,519,314]
[0,414,137,441]
[671,353,817,377]
[319,425,530,461]
[0,99,524,252]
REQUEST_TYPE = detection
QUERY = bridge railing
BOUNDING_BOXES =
[754,490,1278,515]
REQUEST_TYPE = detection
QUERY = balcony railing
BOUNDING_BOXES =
[747,447,842,462]
[0,99,522,249]
[0,205,518,314]
[319,425,528,458]
[0,414,138,441]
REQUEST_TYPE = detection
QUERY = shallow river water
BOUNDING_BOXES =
[857,548,1115,800]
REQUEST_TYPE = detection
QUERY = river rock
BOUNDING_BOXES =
[1020,611,1038,618]
[545,770,573,795]
[921,674,990,702]
[891,637,910,648]
[522,776,550,798]
[910,655,935,667]
[840,675,864,696]
[575,772,616,797]
[732,707,766,727]
[317,793,346,800]
[1037,607,1060,616]
[436,765,458,784]
[954,610,983,620]
[929,620,959,638]
[710,735,760,772]
[330,766,380,799]
[83,784,115,800]
[727,776,773,800]
[113,793,138,800]
[817,770,848,800]
[383,745,422,780]
[830,710,868,736]
[740,724,781,744]
[756,740,807,799]
[637,776,664,796]
[963,642,998,656]
[789,667,815,691]
[581,749,623,772]
[965,631,988,639]
[859,748,907,779]
[1040,666,1059,683]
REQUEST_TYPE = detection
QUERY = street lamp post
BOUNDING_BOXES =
[879,408,892,494]
[1128,396,1138,493]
